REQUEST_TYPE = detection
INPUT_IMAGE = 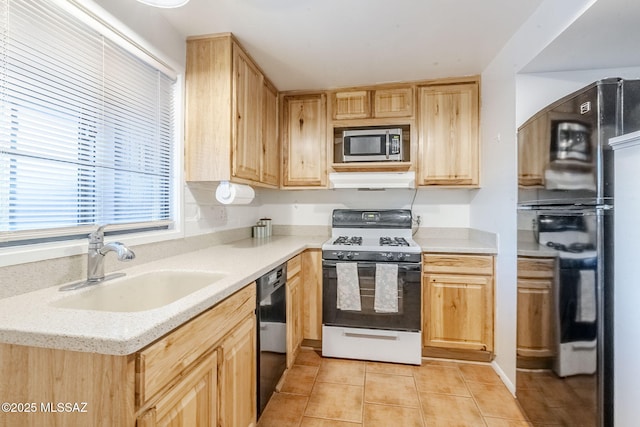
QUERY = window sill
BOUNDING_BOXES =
[0,228,184,268]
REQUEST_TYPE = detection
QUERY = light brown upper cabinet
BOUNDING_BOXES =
[262,81,280,186]
[331,86,414,121]
[417,79,480,187]
[373,87,414,118]
[281,93,328,188]
[332,90,370,120]
[185,33,279,188]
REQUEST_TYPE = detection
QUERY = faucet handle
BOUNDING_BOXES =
[88,224,108,245]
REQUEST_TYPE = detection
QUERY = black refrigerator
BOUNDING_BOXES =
[517,78,640,427]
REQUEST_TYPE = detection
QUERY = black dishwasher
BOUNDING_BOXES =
[256,262,287,417]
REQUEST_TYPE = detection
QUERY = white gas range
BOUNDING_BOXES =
[321,209,422,365]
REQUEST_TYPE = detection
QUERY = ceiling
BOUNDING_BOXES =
[153,0,640,91]
[156,0,544,91]
[521,0,640,73]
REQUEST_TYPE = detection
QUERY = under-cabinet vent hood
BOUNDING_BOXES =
[329,171,415,189]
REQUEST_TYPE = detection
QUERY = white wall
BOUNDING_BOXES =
[610,133,640,427]
[255,188,473,229]
[517,67,640,126]
[89,0,186,68]
[473,0,597,393]
[184,183,262,237]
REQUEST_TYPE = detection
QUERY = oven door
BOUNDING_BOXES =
[322,260,421,332]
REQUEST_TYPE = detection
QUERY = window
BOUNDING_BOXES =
[0,0,176,246]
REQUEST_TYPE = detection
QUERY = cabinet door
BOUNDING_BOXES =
[219,315,257,427]
[261,81,279,186]
[282,94,327,187]
[424,273,493,352]
[185,36,233,182]
[418,82,479,186]
[517,279,554,358]
[137,352,217,427]
[286,274,303,368]
[332,90,370,120]
[233,47,262,182]
[374,87,413,118]
[302,249,323,341]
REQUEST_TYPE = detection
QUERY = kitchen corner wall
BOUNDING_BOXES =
[254,188,473,229]
[184,183,262,237]
[183,184,473,236]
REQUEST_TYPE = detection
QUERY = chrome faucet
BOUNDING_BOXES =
[59,225,136,291]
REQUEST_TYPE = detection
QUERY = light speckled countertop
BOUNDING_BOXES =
[0,231,497,355]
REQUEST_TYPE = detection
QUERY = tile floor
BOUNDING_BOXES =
[258,349,532,427]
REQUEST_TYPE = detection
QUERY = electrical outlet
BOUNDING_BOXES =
[217,206,227,222]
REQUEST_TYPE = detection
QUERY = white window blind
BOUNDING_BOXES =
[0,0,176,245]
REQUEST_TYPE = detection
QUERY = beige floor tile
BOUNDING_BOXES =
[414,364,471,396]
[316,358,366,386]
[295,349,323,367]
[363,403,424,427]
[467,381,528,421]
[281,364,319,396]
[483,417,532,427]
[458,363,502,384]
[419,392,485,427]
[421,359,463,368]
[304,382,364,423]
[300,417,361,427]
[364,372,420,407]
[365,361,416,377]
[258,393,309,427]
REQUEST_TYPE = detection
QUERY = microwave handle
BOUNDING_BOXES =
[385,131,390,159]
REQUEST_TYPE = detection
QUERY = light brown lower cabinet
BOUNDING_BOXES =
[218,315,257,427]
[0,284,256,427]
[422,254,495,360]
[286,254,303,367]
[302,249,323,342]
[137,351,218,427]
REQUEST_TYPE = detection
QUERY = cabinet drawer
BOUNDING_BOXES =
[332,90,370,120]
[287,254,302,279]
[373,87,413,118]
[517,257,555,279]
[136,284,256,407]
[423,254,493,275]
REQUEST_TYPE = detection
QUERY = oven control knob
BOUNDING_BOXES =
[346,252,354,260]
[381,252,394,260]
[336,251,345,259]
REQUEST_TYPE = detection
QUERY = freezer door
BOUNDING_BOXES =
[517,79,621,206]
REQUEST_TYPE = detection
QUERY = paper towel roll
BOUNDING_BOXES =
[215,181,255,205]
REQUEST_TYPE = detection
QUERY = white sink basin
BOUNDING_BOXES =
[53,270,227,312]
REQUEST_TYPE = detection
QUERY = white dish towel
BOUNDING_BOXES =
[576,270,596,323]
[375,263,399,313]
[336,262,361,311]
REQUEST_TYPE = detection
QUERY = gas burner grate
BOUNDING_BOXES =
[380,236,410,247]
[333,236,363,246]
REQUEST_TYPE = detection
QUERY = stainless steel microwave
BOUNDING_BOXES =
[343,128,403,162]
